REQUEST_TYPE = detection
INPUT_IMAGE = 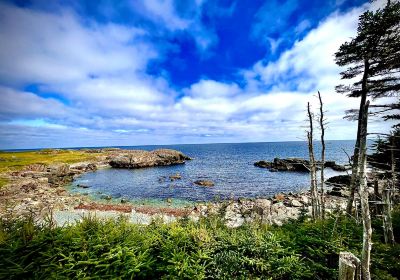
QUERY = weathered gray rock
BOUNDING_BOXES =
[109,149,191,169]
[290,199,302,207]
[224,203,244,228]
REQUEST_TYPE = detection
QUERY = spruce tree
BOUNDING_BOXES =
[334,1,400,214]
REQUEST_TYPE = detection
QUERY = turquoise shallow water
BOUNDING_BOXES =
[71,141,354,203]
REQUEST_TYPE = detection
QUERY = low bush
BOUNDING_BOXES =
[0,210,399,279]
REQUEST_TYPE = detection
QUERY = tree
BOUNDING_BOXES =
[358,101,372,280]
[335,1,400,215]
[307,102,319,220]
[318,91,327,219]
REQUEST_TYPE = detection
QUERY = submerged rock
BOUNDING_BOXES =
[169,173,182,181]
[109,149,191,169]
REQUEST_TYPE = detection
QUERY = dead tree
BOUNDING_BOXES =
[318,91,326,219]
[358,101,372,280]
[339,252,362,280]
[307,102,319,220]
[382,183,395,245]
[382,133,397,245]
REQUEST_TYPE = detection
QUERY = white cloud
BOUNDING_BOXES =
[0,3,155,86]
[0,86,70,120]
[0,1,395,149]
[141,0,190,30]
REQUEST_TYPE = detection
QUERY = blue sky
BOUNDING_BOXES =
[0,0,393,149]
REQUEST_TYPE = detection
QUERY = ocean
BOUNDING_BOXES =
[71,140,355,204]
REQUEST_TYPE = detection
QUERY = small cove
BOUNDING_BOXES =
[70,141,354,204]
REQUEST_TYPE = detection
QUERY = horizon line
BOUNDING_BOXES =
[1,139,360,152]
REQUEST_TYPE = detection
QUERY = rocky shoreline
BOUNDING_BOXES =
[0,148,191,221]
[1,148,351,228]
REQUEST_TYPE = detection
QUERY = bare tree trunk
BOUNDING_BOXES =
[318,91,326,219]
[359,101,372,280]
[339,252,362,280]
[390,134,397,192]
[382,185,395,245]
[347,58,370,215]
[307,102,319,220]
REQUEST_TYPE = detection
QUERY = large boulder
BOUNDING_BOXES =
[109,149,191,169]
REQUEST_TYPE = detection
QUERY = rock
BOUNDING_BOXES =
[328,188,350,197]
[326,175,351,187]
[37,177,49,184]
[254,161,273,168]
[194,180,214,187]
[239,199,255,216]
[76,184,90,189]
[300,195,309,205]
[109,149,191,169]
[86,163,97,171]
[20,182,37,193]
[290,199,302,207]
[255,158,348,173]
[120,198,129,204]
[224,203,244,228]
[255,198,271,209]
[24,164,47,172]
[169,173,182,181]
[255,158,311,172]
[100,194,112,200]
[324,161,349,171]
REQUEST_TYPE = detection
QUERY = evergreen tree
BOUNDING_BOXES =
[334,1,400,215]
[369,128,400,174]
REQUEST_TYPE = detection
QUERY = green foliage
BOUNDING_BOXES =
[0,150,98,173]
[0,211,399,279]
[369,128,400,173]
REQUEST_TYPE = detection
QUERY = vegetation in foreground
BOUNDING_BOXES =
[0,209,399,280]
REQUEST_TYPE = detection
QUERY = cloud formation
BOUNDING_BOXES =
[0,0,394,149]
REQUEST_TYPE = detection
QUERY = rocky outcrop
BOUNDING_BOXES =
[109,149,191,169]
[254,157,349,172]
[189,193,348,228]
[325,175,351,187]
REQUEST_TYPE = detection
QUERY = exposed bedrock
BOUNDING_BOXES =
[108,149,191,169]
[254,157,350,172]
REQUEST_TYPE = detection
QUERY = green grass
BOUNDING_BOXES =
[1,210,399,280]
[0,149,98,174]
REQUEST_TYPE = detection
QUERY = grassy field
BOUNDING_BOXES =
[0,209,399,279]
[0,149,99,188]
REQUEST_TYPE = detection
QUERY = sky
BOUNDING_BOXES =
[0,0,394,149]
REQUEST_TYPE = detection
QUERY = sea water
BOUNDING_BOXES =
[71,141,354,203]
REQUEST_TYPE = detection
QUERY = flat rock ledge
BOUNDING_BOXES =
[254,158,350,172]
[109,149,191,169]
